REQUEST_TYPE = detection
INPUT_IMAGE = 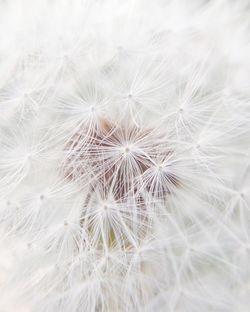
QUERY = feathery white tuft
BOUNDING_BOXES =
[0,0,250,311]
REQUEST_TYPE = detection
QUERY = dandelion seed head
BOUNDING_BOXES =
[0,0,249,311]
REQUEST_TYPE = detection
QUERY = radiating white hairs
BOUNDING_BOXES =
[0,0,250,311]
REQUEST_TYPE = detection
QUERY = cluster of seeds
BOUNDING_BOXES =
[64,118,179,249]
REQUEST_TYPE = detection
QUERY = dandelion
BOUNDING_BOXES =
[0,0,250,311]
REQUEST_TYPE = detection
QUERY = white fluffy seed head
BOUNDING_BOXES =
[0,0,250,312]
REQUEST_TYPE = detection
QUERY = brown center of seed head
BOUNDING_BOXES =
[64,119,179,201]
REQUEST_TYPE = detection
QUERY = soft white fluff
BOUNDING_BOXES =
[0,0,250,311]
